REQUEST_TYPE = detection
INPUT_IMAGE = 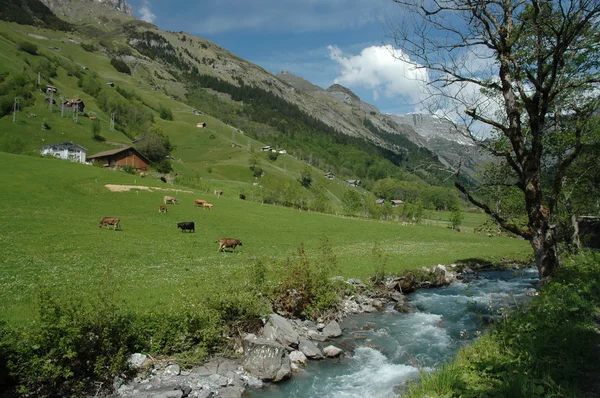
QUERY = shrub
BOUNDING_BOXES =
[268,151,278,162]
[122,165,136,174]
[271,243,340,319]
[158,104,173,121]
[18,41,37,55]
[80,43,95,52]
[110,58,131,75]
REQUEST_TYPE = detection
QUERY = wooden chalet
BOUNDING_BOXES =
[87,146,149,170]
[63,98,85,113]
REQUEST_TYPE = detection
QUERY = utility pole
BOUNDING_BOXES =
[110,112,115,131]
[60,96,64,118]
[48,91,54,112]
[247,138,251,152]
[12,97,19,123]
[37,72,40,86]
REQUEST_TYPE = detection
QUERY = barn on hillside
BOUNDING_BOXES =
[87,146,149,170]
[63,98,85,113]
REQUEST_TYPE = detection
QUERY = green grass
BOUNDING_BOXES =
[0,152,530,324]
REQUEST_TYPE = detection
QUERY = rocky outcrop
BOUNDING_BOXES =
[298,337,323,359]
[241,338,292,382]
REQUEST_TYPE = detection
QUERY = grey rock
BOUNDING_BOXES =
[289,350,307,365]
[298,337,323,359]
[390,292,404,302]
[307,329,327,342]
[361,304,377,313]
[216,386,244,398]
[322,321,342,338]
[128,353,149,369]
[263,313,300,347]
[128,387,184,398]
[207,373,230,387]
[323,345,344,358]
[242,338,292,382]
[162,364,180,377]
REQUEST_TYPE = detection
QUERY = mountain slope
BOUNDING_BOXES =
[0,0,476,203]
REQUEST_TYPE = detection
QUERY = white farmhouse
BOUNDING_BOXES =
[40,142,87,164]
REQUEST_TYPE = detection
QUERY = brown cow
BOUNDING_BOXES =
[217,238,242,252]
[202,202,213,210]
[159,205,168,213]
[164,196,178,205]
[98,217,120,230]
[194,199,208,206]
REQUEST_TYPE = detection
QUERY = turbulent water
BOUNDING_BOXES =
[249,268,539,398]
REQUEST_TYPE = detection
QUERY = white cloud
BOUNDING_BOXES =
[328,44,429,104]
[139,0,156,23]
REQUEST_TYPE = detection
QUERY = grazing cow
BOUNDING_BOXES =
[98,217,120,230]
[159,205,168,213]
[202,203,213,210]
[217,238,242,252]
[177,221,195,233]
[160,176,167,183]
[239,194,246,200]
[164,196,178,205]
[194,199,208,206]
[214,189,223,197]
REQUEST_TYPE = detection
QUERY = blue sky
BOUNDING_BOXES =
[126,0,428,115]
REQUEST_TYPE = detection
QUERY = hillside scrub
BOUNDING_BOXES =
[405,251,600,398]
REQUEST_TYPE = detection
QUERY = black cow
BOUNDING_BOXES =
[239,194,246,200]
[160,176,167,183]
[177,221,195,233]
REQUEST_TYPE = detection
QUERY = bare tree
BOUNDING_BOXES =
[391,0,600,279]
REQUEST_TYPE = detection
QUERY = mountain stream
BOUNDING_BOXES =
[248,268,539,398]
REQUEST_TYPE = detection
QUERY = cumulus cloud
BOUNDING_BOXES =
[139,0,156,23]
[328,45,429,105]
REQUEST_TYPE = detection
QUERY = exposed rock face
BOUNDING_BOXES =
[263,313,300,347]
[242,338,292,382]
[289,350,308,365]
[41,0,133,17]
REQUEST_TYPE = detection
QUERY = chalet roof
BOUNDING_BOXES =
[87,146,150,163]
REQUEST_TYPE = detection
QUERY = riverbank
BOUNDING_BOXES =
[111,259,535,397]
[404,251,600,398]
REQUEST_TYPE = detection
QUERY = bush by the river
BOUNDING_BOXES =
[406,250,600,397]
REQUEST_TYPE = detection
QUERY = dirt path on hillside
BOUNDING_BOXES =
[104,184,193,193]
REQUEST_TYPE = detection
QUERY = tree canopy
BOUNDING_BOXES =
[392,0,600,278]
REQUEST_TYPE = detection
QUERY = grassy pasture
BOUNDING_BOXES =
[0,152,531,324]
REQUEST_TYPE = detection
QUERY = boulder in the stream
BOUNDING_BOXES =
[242,338,292,382]
[298,337,323,359]
[322,320,342,338]
[323,345,344,358]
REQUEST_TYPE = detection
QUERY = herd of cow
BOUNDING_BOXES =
[98,192,243,252]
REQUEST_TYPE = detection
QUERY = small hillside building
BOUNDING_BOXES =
[46,85,57,93]
[87,146,149,170]
[261,146,272,152]
[63,98,85,113]
[390,200,404,207]
[40,142,87,164]
[324,172,334,180]
[196,122,207,128]
[344,179,362,187]
[376,199,385,206]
